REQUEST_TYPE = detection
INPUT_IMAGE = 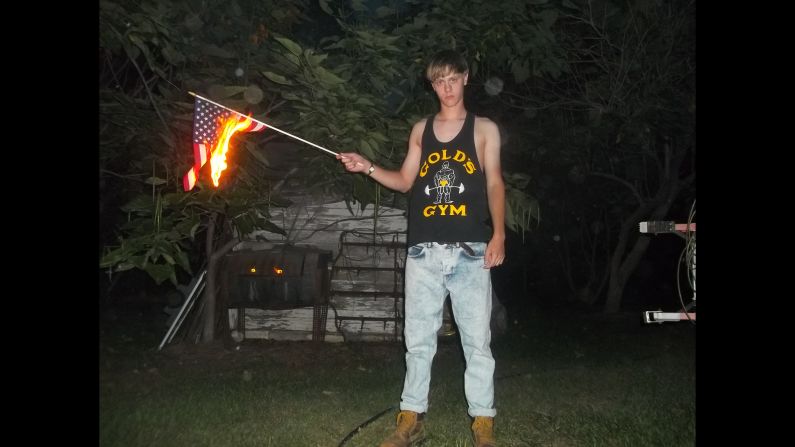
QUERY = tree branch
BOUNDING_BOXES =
[108,23,172,137]
[100,169,148,182]
[589,171,644,204]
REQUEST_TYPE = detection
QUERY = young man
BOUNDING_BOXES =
[337,49,504,447]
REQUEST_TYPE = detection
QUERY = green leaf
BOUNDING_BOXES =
[222,85,248,98]
[99,249,124,268]
[536,9,559,27]
[274,36,302,57]
[282,51,301,67]
[360,139,375,159]
[161,44,185,65]
[304,50,328,67]
[350,0,367,12]
[511,59,530,84]
[190,222,200,241]
[280,91,300,101]
[233,213,256,236]
[245,142,270,167]
[375,6,394,18]
[143,262,174,285]
[162,192,187,207]
[145,176,167,185]
[259,219,286,236]
[115,262,137,272]
[262,71,293,85]
[315,66,345,85]
[504,187,540,235]
[176,250,191,274]
[352,176,377,210]
[370,131,388,143]
[318,0,333,15]
[208,85,248,99]
[126,34,150,58]
[122,195,154,213]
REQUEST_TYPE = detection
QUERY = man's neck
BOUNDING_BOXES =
[437,104,467,121]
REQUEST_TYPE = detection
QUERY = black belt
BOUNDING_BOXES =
[444,242,475,256]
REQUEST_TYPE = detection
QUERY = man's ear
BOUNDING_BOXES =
[463,71,469,85]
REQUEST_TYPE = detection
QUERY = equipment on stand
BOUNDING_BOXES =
[640,216,696,324]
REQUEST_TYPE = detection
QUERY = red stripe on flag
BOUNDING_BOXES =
[193,143,208,168]
[183,167,197,191]
[245,121,266,132]
[193,143,201,166]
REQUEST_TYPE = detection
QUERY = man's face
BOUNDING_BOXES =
[431,70,468,107]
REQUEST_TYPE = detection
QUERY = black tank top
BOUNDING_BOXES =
[407,112,490,245]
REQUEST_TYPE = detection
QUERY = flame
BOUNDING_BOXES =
[249,267,257,273]
[273,266,284,276]
[209,114,255,187]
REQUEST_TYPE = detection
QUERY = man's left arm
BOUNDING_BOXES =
[480,119,505,269]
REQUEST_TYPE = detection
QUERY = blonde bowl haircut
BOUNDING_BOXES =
[426,50,469,82]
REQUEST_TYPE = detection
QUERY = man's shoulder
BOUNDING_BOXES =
[409,117,430,140]
[474,115,497,128]
[474,116,499,140]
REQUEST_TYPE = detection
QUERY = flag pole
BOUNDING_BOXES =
[188,91,339,157]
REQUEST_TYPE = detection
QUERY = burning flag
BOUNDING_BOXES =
[182,92,339,192]
[183,96,265,191]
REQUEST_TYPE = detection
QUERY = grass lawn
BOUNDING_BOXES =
[99,304,695,446]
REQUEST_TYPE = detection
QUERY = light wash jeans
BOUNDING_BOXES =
[399,242,496,418]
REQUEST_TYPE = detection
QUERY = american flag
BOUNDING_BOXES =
[183,97,266,191]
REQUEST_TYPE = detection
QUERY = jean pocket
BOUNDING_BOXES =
[407,244,426,258]
[460,242,486,259]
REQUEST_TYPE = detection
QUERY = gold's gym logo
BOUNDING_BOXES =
[418,149,476,218]
[419,149,477,177]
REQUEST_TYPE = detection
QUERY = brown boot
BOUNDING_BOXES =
[379,410,426,447]
[471,416,496,447]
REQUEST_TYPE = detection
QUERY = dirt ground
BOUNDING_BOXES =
[99,303,413,380]
[99,297,657,387]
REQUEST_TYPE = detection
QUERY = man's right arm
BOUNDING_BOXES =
[337,120,424,193]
